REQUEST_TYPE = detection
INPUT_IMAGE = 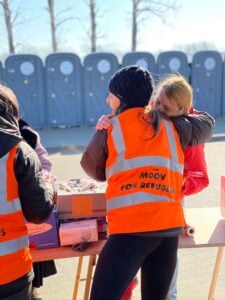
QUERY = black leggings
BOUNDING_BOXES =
[1,281,32,300]
[90,234,178,300]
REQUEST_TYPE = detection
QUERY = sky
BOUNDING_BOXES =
[0,0,224,61]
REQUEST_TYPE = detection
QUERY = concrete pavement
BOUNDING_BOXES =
[37,118,225,300]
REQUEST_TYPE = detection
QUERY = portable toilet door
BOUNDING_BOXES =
[5,54,46,128]
[191,51,223,117]
[0,61,5,84]
[223,57,225,117]
[157,51,190,81]
[45,53,83,127]
[122,52,157,74]
[83,53,119,125]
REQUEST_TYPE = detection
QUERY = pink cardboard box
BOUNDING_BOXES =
[57,179,106,220]
[59,219,98,246]
[26,209,59,249]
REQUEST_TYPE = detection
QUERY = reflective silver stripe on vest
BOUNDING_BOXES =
[0,151,28,257]
[106,117,183,179]
[0,236,29,256]
[111,117,126,155]
[107,192,172,211]
[0,153,22,215]
[106,156,182,178]
[163,119,178,161]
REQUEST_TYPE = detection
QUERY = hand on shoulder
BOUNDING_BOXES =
[96,114,113,131]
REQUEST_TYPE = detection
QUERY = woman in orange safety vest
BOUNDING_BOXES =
[0,85,55,300]
[81,65,186,300]
[87,73,214,300]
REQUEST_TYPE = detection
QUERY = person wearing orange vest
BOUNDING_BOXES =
[81,66,185,299]
[89,74,215,300]
[91,74,214,300]
[81,67,215,299]
[81,67,214,299]
[0,85,55,300]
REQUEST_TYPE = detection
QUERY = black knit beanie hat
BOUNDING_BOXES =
[109,65,154,109]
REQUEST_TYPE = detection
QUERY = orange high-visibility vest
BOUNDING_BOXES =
[106,108,185,235]
[0,146,32,285]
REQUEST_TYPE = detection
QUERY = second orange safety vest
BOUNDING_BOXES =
[106,108,185,235]
[0,145,32,285]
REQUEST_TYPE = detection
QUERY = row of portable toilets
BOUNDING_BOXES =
[0,50,224,128]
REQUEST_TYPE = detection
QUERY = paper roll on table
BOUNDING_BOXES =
[184,224,196,237]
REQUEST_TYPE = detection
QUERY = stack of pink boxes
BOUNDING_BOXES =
[57,178,107,246]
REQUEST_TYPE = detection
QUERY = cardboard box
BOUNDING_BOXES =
[220,175,225,217]
[26,209,59,249]
[57,179,106,220]
[59,219,98,246]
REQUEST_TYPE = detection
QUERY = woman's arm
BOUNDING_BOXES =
[15,141,54,223]
[172,111,215,148]
[95,110,215,149]
[80,129,108,181]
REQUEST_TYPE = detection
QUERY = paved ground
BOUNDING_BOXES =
[36,118,225,300]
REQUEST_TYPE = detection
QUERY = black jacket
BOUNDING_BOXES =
[0,110,54,224]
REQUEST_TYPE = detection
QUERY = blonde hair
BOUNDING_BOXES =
[156,74,193,113]
[0,85,19,119]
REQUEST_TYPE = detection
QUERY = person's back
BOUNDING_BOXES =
[0,85,54,300]
[82,68,214,300]
[81,66,187,300]
[106,107,185,235]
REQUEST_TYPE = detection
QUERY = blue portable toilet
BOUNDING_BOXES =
[0,61,5,84]
[5,54,46,128]
[157,51,190,81]
[191,51,223,117]
[45,53,83,127]
[83,53,119,125]
[122,52,157,74]
[223,57,225,117]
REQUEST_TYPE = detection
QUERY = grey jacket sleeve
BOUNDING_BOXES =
[14,141,54,224]
[171,111,215,148]
[80,130,108,182]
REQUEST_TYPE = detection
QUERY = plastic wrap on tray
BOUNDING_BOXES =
[57,178,106,194]
[42,170,58,191]
[56,178,106,220]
